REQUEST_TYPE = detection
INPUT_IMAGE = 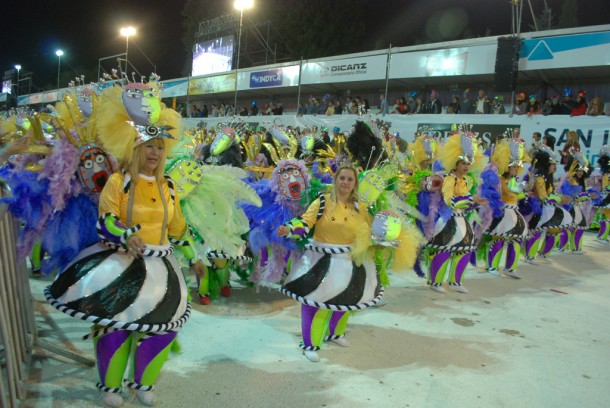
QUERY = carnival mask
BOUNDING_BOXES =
[420,175,443,192]
[78,144,114,193]
[358,170,386,206]
[77,91,93,119]
[277,164,306,200]
[167,159,203,197]
[371,210,402,247]
[122,84,161,126]
[210,127,235,156]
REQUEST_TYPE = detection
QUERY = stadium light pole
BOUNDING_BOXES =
[120,26,136,73]
[55,50,64,92]
[15,64,21,96]
[233,0,254,111]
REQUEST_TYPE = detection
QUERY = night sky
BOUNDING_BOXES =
[2,0,609,90]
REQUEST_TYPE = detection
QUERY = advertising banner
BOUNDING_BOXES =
[300,55,387,84]
[161,79,188,98]
[188,73,236,95]
[389,44,497,78]
[236,65,300,90]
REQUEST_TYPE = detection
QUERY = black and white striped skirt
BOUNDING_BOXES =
[45,243,190,333]
[569,203,588,230]
[487,204,528,238]
[425,211,476,252]
[539,203,573,231]
[280,241,383,311]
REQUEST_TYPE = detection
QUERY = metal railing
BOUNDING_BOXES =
[0,176,34,407]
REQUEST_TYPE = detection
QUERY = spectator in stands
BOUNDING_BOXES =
[297,102,307,116]
[325,100,335,116]
[513,93,528,115]
[202,104,208,117]
[526,95,541,115]
[211,104,219,117]
[587,96,605,116]
[317,95,331,115]
[391,98,400,114]
[190,105,199,118]
[559,130,580,165]
[379,94,389,116]
[426,90,442,114]
[571,91,587,116]
[345,97,354,113]
[397,97,409,114]
[543,95,562,115]
[560,89,575,115]
[239,105,248,116]
[272,102,284,115]
[447,95,460,114]
[474,89,492,114]
[250,100,259,116]
[307,97,317,115]
[361,98,371,115]
[406,92,417,113]
[226,104,235,117]
[334,100,343,115]
[460,89,473,114]
[491,96,506,114]
[411,96,427,114]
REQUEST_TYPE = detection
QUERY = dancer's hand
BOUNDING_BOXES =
[126,234,146,258]
[277,225,289,237]
[191,260,206,275]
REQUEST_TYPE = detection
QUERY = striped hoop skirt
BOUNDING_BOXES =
[45,243,190,333]
[425,211,476,252]
[280,241,383,311]
[487,204,528,239]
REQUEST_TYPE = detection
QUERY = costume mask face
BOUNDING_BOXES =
[420,175,443,192]
[122,85,161,125]
[78,144,114,193]
[78,92,93,118]
[371,210,402,246]
[167,159,203,197]
[277,164,306,200]
[358,171,386,206]
[210,127,235,156]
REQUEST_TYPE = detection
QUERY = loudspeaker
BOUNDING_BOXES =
[494,37,520,92]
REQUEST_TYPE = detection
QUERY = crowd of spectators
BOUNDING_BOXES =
[182,87,606,118]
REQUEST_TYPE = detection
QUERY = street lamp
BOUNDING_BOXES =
[14,64,21,96]
[56,50,63,92]
[233,0,254,110]
[120,26,136,73]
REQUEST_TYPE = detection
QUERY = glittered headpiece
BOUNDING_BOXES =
[133,124,176,146]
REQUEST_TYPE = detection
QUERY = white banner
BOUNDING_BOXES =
[389,44,497,78]
[300,55,387,84]
[161,79,188,98]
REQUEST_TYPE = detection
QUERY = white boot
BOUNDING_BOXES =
[137,390,157,406]
[303,350,320,362]
[102,392,123,408]
[330,337,349,347]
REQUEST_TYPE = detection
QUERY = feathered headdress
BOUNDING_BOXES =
[411,135,438,169]
[438,127,484,174]
[493,138,530,175]
[263,126,298,164]
[95,79,180,162]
